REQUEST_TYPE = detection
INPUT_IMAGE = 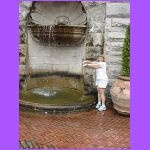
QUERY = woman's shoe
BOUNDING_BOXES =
[98,105,106,111]
[96,103,101,109]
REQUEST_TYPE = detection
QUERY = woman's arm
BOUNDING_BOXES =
[83,60,91,63]
[83,60,98,65]
[85,63,101,69]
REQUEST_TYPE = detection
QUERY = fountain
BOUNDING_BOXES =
[20,74,95,113]
[19,2,95,113]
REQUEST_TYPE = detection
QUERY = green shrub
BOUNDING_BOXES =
[122,25,130,76]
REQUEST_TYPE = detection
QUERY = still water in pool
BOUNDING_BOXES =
[20,87,93,105]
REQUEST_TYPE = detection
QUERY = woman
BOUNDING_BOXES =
[83,55,108,111]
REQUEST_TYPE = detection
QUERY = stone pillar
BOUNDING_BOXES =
[19,2,33,89]
[83,2,106,94]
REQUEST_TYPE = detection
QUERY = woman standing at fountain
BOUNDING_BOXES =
[83,55,108,111]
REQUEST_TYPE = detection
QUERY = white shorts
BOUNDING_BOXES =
[96,79,108,88]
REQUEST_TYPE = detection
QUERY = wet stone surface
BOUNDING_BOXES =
[20,107,130,148]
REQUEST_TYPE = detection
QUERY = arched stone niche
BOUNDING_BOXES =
[19,1,87,22]
[22,1,87,76]
[27,2,87,46]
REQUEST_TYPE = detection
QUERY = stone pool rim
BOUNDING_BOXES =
[19,98,96,113]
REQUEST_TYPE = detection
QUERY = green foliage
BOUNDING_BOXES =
[122,25,130,76]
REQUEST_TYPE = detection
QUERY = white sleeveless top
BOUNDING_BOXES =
[96,62,108,80]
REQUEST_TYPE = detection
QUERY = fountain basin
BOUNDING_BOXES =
[28,24,86,45]
[19,75,95,113]
[20,87,95,113]
[28,2,87,46]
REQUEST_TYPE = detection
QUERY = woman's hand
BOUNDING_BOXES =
[83,63,88,67]
[83,60,90,63]
[83,63,101,69]
[82,60,91,65]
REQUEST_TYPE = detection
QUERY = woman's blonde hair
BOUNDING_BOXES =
[97,55,105,62]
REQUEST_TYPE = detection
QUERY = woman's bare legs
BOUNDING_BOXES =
[98,88,106,111]
[99,88,106,105]
[96,87,101,108]
[97,87,101,104]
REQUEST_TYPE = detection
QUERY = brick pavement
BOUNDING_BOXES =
[19,108,130,148]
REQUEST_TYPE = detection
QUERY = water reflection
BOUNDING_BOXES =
[32,88,57,97]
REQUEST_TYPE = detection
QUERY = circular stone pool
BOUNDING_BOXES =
[19,87,95,113]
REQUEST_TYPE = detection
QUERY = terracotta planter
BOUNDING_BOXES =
[110,75,130,115]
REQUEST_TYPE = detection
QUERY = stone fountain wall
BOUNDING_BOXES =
[19,1,130,102]
[27,31,85,75]
[20,2,86,76]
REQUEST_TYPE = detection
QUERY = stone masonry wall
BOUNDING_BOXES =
[27,30,86,75]
[104,2,130,99]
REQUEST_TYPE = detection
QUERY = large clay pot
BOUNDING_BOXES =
[110,76,130,115]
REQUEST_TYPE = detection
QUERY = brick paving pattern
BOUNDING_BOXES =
[19,108,130,148]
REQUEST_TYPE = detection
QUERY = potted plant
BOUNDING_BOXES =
[110,25,130,115]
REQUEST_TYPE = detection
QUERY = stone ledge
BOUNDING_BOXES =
[105,41,124,48]
[105,32,125,40]
[112,18,130,27]
[106,2,130,18]
[105,18,129,33]
[19,97,96,114]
